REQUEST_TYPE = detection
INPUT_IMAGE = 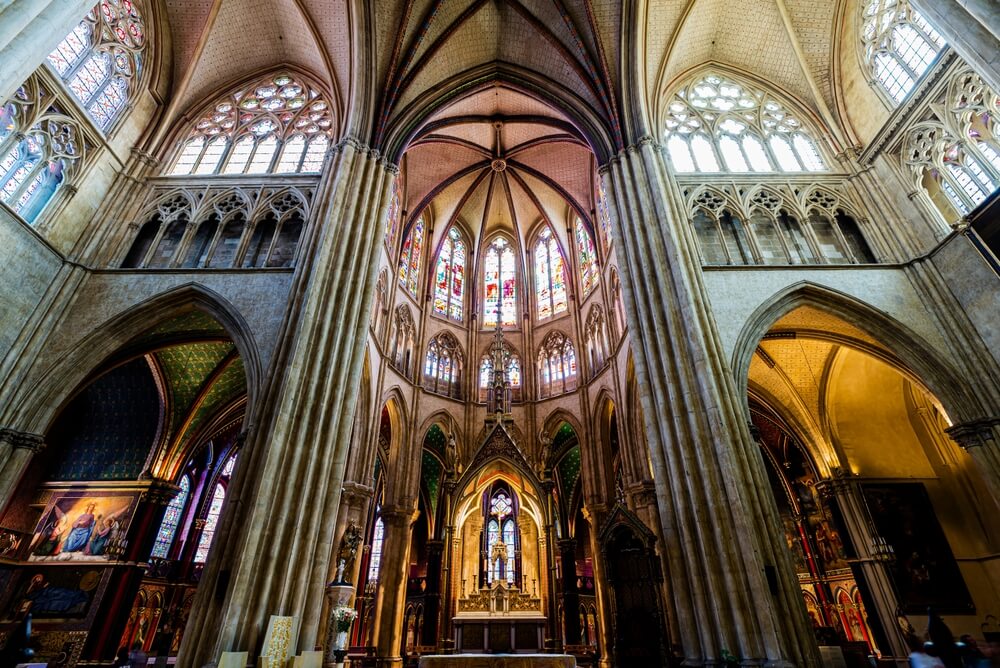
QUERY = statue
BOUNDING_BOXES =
[446,432,459,475]
[335,522,363,583]
[537,431,552,476]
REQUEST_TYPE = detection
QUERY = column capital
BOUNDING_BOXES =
[341,481,374,506]
[0,428,45,452]
[946,418,1000,450]
[379,504,419,525]
[139,480,182,506]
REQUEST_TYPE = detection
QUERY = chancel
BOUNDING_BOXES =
[0,1,997,667]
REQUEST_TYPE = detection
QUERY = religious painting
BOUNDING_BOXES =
[4,566,108,621]
[862,482,974,613]
[28,492,136,562]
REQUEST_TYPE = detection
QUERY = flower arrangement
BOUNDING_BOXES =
[332,605,358,632]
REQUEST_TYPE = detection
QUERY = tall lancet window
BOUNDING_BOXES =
[424,332,463,398]
[479,347,522,402]
[484,237,518,328]
[538,331,577,398]
[534,227,568,321]
[664,74,826,174]
[150,474,189,559]
[433,227,466,321]
[47,0,147,130]
[398,216,425,297]
[574,218,599,297]
[862,0,945,105]
[368,512,385,582]
[484,489,519,585]
[194,452,236,564]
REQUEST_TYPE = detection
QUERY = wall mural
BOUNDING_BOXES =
[862,482,975,614]
[29,492,136,562]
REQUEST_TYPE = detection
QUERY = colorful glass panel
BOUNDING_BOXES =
[384,177,401,248]
[398,216,424,296]
[151,475,189,559]
[433,227,466,321]
[193,483,225,564]
[596,179,612,251]
[534,227,567,321]
[575,218,599,296]
[484,237,518,328]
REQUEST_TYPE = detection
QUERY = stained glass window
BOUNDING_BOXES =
[484,237,518,328]
[47,0,146,131]
[150,475,189,559]
[433,227,466,321]
[574,218,599,296]
[368,514,385,581]
[862,0,945,105]
[596,179,613,251]
[193,483,225,564]
[0,78,83,223]
[534,227,568,321]
[487,492,517,584]
[538,331,577,398]
[222,453,237,478]
[665,74,826,174]
[478,345,522,401]
[168,72,333,176]
[384,177,402,249]
[398,216,424,297]
[424,333,463,398]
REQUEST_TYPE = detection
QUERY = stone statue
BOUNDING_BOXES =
[446,432,459,475]
[537,431,552,476]
[335,522,363,582]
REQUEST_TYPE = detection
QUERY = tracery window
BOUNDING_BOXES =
[150,475,189,559]
[574,218,599,297]
[0,78,85,223]
[538,331,577,399]
[47,0,147,130]
[424,333,463,398]
[665,74,826,174]
[433,227,466,321]
[902,69,1000,216]
[584,305,608,376]
[861,0,945,105]
[478,343,522,402]
[390,305,416,376]
[484,237,518,329]
[168,72,332,176]
[384,177,402,250]
[368,513,385,582]
[533,227,568,321]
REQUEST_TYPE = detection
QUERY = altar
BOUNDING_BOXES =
[453,581,545,653]
[418,654,576,668]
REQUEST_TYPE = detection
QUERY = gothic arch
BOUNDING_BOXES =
[731,282,985,423]
[6,283,262,436]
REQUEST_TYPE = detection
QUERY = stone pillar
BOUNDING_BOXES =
[816,475,907,659]
[371,505,417,666]
[0,427,43,510]
[420,539,444,646]
[582,505,613,668]
[438,480,457,650]
[946,418,1000,509]
[602,139,817,667]
[177,141,394,667]
[540,478,560,651]
[910,0,1000,94]
[558,538,581,646]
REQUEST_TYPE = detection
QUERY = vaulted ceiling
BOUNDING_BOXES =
[157,0,859,155]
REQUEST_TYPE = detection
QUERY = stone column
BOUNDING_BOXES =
[420,539,444,646]
[946,418,1000,509]
[816,475,907,659]
[558,538,581,646]
[910,0,1000,94]
[438,479,457,650]
[581,505,613,668]
[178,141,395,667]
[0,0,94,102]
[372,505,417,666]
[602,139,817,667]
[0,427,43,510]
[540,478,561,651]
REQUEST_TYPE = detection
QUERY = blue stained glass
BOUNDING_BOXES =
[150,475,190,559]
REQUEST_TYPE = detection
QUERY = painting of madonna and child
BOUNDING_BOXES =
[28,493,136,562]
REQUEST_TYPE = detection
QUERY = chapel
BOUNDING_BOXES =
[0,1,998,667]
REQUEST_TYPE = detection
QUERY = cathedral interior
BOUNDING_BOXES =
[0,0,998,666]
